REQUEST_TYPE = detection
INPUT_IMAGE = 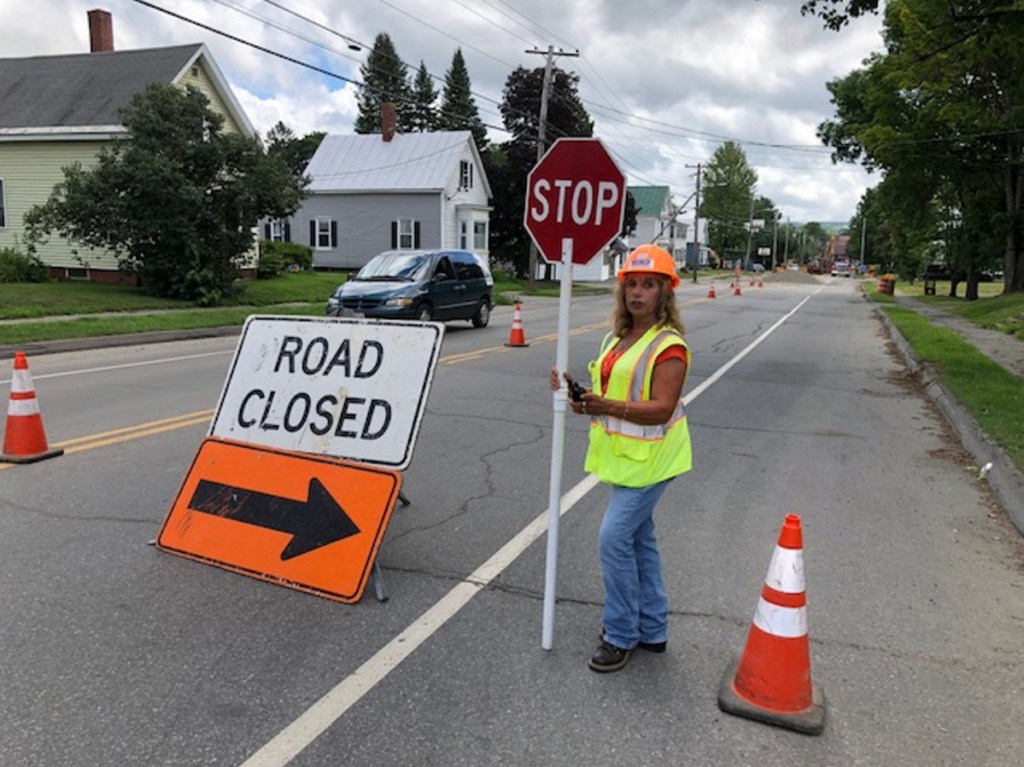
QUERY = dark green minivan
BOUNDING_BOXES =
[326,249,494,327]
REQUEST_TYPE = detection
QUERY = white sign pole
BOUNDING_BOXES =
[542,236,574,650]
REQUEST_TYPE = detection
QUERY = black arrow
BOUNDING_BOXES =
[188,478,361,560]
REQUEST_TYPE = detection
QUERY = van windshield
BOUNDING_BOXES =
[354,252,429,282]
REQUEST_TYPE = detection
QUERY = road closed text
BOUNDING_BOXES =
[235,335,391,439]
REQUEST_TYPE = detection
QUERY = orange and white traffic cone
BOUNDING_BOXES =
[707,282,716,299]
[1,352,64,464]
[758,277,764,288]
[717,514,826,735]
[750,277,756,287]
[733,282,742,296]
[504,300,529,347]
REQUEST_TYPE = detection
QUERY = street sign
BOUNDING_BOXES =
[157,438,402,603]
[209,316,443,471]
[523,137,626,266]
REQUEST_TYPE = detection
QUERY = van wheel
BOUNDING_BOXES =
[417,303,433,321]
[471,300,491,328]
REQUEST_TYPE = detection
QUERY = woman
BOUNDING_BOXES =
[550,244,692,673]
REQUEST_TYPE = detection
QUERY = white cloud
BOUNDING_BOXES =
[1,0,886,224]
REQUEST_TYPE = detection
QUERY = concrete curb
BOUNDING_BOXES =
[874,304,1024,535]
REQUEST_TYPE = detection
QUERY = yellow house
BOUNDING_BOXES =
[0,10,254,283]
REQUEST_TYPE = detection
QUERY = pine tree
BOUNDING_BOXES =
[409,61,439,132]
[438,48,488,148]
[354,33,412,134]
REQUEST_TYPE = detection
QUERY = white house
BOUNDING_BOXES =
[267,105,492,270]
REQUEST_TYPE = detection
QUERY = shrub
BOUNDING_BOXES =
[259,240,313,272]
[257,249,284,279]
[0,247,51,283]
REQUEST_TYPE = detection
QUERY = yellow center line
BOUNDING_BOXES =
[2,318,619,465]
[50,410,216,447]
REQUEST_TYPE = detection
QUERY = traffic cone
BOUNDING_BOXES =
[750,277,755,287]
[758,277,764,288]
[1,352,64,464]
[707,282,716,299]
[718,514,825,735]
[504,300,529,347]
[733,282,742,296]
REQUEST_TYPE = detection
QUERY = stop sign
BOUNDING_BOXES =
[524,138,626,265]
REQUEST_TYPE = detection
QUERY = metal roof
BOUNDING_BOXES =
[628,185,671,217]
[306,131,479,193]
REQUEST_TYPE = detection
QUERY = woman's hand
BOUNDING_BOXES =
[551,368,591,416]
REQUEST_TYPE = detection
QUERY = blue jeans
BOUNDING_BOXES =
[599,480,672,650]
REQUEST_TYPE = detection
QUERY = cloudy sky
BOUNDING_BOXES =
[2,0,886,225]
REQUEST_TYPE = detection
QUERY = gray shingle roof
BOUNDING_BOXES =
[0,44,203,130]
[306,131,476,193]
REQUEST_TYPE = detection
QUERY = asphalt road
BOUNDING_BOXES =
[1,278,1022,766]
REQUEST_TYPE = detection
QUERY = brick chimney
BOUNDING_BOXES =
[381,102,396,142]
[88,9,114,53]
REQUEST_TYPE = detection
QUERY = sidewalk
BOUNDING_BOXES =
[879,292,1024,535]
[891,294,1024,379]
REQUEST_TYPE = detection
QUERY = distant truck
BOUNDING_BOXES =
[831,259,852,277]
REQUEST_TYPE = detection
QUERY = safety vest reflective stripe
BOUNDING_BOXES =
[595,329,687,439]
[753,598,808,639]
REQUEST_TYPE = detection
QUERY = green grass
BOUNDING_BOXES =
[0,270,542,344]
[0,304,324,344]
[880,305,1024,469]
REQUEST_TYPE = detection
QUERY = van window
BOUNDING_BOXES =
[434,255,456,281]
[452,250,484,280]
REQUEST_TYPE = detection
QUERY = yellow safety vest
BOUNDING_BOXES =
[584,325,692,487]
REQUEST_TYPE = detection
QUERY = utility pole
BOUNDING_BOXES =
[859,215,867,266]
[525,45,579,289]
[744,195,755,271]
[771,211,779,272]
[783,216,791,265]
[690,163,701,283]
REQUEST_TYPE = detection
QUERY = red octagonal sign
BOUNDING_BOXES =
[524,137,627,266]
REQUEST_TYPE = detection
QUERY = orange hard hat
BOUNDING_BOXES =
[617,244,680,288]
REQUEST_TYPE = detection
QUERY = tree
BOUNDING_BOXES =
[24,83,304,304]
[354,33,412,134]
[698,141,757,267]
[818,0,1024,294]
[487,65,594,276]
[265,121,325,179]
[409,61,439,133]
[438,49,487,149]
[801,0,881,30]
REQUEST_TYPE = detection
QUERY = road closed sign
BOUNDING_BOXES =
[210,316,444,470]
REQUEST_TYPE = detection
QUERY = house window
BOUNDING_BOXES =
[310,217,336,250]
[459,220,469,249]
[459,160,473,191]
[473,221,487,250]
[0,179,6,228]
[397,218,415,249]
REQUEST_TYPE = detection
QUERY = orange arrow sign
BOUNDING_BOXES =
[157,438,402,603]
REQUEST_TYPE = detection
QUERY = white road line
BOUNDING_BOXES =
[0,350,233,385]
[239,294,814,767]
